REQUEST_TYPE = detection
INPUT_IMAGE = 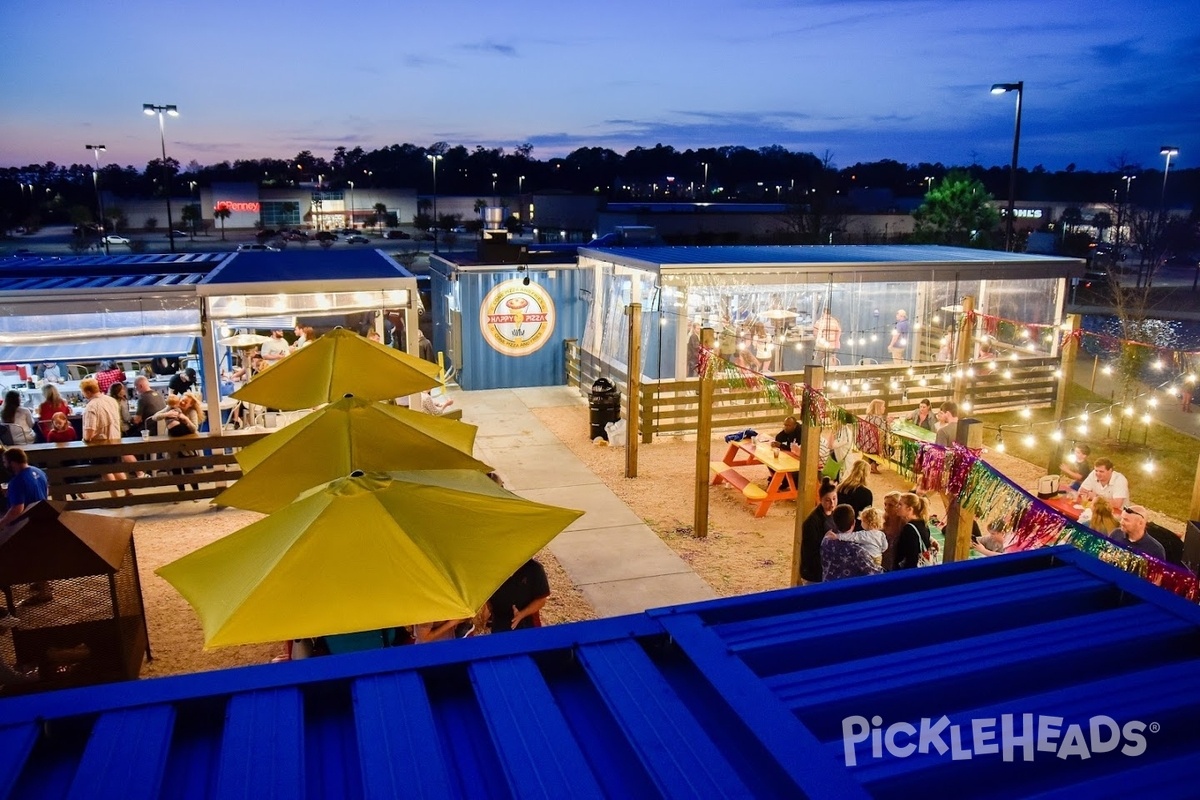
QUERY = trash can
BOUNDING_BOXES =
[589,378,621,440]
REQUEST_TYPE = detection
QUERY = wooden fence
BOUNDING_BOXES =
[565,339,1060,442]
[22,431,272,511]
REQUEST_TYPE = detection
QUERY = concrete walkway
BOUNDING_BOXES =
[460,386,717,617]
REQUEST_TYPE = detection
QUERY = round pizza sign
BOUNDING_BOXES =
[479,279,556,356]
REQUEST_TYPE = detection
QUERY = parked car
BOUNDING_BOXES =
[315,231,338,242]
[255,228,279,241]
[102,235,130,245]
[168,230,190,238]
[346,234,370,244]
[383,230,411,240]
[236,243,280,252]
[283,230,309,242]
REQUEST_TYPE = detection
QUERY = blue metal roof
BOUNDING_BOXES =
[1,547,1196,797]
[580,244,1082,274]
[201,250,414,286]
[0,254,225,293]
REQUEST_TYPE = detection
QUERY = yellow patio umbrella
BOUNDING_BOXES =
[231,327,441,410]
[214,395,492,514]
[157,470,583,648]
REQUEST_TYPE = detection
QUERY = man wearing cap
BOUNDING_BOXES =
[1111,507,1165,561]
[260,330,290,363]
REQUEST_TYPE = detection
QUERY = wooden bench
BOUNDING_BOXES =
[709,462,768,501]
[22,430,272,510]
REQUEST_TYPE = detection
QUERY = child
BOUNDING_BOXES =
[827,506,889,566]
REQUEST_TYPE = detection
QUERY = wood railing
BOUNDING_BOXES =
[21,431,272,511]
[564,339,1060,441]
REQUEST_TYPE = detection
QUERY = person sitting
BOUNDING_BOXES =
[836,459,873,519]
[774,415,802,450]
[45,412,78,443]
[94,360,125,395]
[420,391,455,416]
[907,399,936,432]
[1077,457,1130,509]
[1059,443,1092,491]
[1110,507,1165,560]
[1080,496,1119,535]
[827,505,889,566]
[1,390,37,444]
[38,361,63,383]
[38,383,70,423]
[857,398,888,473]
[822,504,885,580]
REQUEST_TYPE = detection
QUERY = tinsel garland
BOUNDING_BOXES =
[895,437,923,479]
[915,443,947,492]
[955,456,1200,601]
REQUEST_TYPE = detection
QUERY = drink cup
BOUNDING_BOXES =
[140,429,151,440]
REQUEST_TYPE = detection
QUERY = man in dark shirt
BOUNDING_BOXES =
[132,376,166,433]
[1,448,52,618]
[169,367,197,396]
[1111,508,1166,561]
[487,559,550,633]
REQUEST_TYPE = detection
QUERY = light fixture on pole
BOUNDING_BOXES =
[347,180,355,230]
[924,175,935,192]
[518,174,525,194]
[85,144,109,255]
[1159,146,1179,213]
[492,172,498,197]
[426,153,443,253]
[990,81,1024,252]
[143,103,179,253]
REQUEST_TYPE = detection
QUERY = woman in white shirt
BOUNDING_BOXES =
[1,390,37,444]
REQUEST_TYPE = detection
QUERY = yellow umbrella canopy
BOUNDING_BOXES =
[214,395,492,514]
[230,327,441,410]
[157,470,583,648]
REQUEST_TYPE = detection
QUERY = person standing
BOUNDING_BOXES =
[887,310,909,363]
[893,492,933,570]
[80,377,130,497]
[686,322,701,378]
[799,477,839,584]
[94,360,125,395]
[836,459,874,519]
[813,309,842,361]
[0,448,52,619]
[132,376,166,434]
[487,559,550,633]
[169,367,198,396]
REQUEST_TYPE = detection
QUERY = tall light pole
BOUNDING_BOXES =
[491,172,498,198]
[143,103,179,253]
[924,175,935,192]
[347,180,355,230]
[426,153,442,253]
[1114,174,1135,259]
[1159,146,1179,214]
[518,174,525,194]
[702,161,709,195]
[990,81,1024,252]
[85,144,109,255]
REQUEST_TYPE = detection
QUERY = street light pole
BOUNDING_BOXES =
[991,81,1024,252]
[518,175,525,195]
[85,144,109,255]
[426,153,442,254]
[347,180,355,230]
[143,103,179,253]
[702,161,709,195]
[1159,146,1179,214]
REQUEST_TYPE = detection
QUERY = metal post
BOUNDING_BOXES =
[952,295,975,405]
[693,329,715,539]
[943,418,983,562]
[1047,313,1081,473]
[792,365,824,586]
[626,303,641,478]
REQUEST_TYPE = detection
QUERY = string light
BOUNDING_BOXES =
[1053,368,1063,378]
[1148,396,1158,407]
[1050,429,1063,442]
[961,400,972,412]
[1003,369,1013,380]
[1101,415,1113,426]
[989,360,998,370]
[1023,432,1036,448]
[1102,365,1113,375]
[1152,359,1164,370]
[1020,408,1032,420]
[1143,459,1155,474]
[966,367,976,378]
[994,431,1006,452]
[1141,413,1152,424]
[1123,407,1134,417]
[918,377,928,387]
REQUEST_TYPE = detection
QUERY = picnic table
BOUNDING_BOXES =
[710,439,801,517]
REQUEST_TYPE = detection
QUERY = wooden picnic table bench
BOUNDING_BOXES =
[710,439,801,517]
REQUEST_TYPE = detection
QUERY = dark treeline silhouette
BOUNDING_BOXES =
[2,141,1197,233]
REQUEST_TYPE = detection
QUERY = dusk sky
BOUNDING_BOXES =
[3,0,1198,174]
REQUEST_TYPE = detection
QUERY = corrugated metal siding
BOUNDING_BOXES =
[1,549,1199,797]
[453,267,589,391]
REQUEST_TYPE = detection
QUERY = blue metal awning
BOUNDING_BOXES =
[0,548,1197,796]
[0,334,196,363]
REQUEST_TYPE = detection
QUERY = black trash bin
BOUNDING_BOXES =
[588,378,621,440]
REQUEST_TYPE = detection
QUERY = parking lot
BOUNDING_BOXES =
[0,225,432,257]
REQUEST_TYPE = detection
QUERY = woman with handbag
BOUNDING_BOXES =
[893,492,934,570]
